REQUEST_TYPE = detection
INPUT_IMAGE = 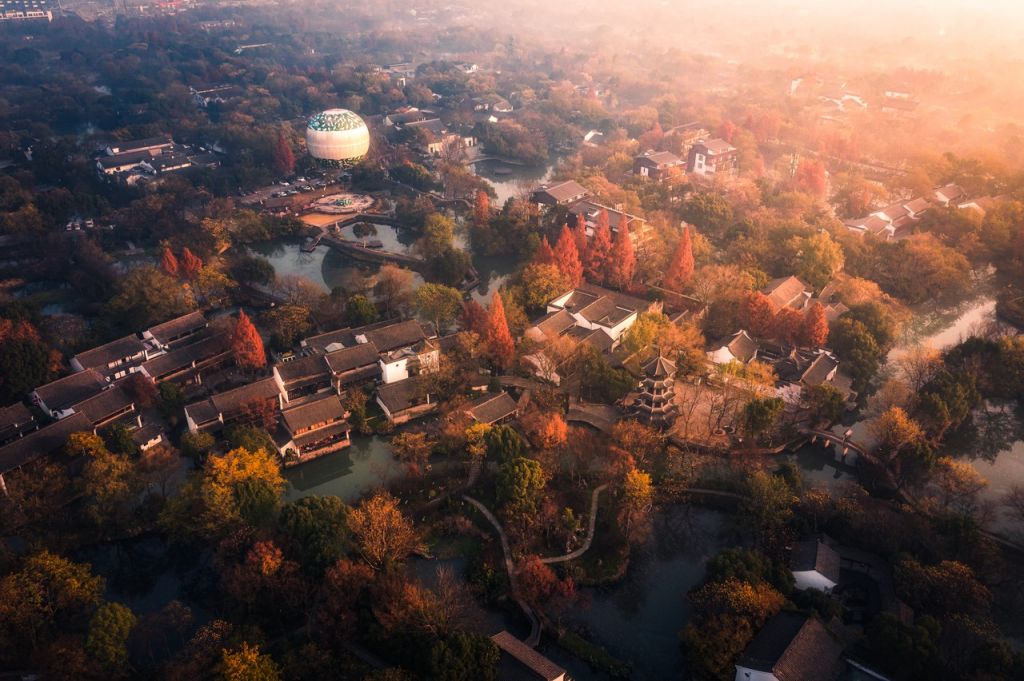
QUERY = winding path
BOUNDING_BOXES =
[540,484,609,564]
[463,495,542,647]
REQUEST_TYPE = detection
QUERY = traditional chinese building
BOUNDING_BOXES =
[633,355,678,428]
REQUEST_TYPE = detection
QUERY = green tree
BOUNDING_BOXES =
[0,320,53,403]
[485,425,525,462]
[106,265,196,331]
[413,283,463,334]
[517,263,567,312]
[705,548,794,593]
[180,430,216,460]
[803,383,845,424]
[279,496,352,576]
[830,317,883,390]
[424,632,499,681]
[681,192,734,236]
[741,471,795,549]
[344,294,379,326]
[86,602,137,676]
[741,397,784,444]
[497,456,546,518]
[417,213,456,260]
[263,305,312,349]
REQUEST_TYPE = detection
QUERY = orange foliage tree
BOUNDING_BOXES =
[742,292,778,337]
[180,247,203,280]
[473,190,490,227]
[485,294,516,369]
[607,219,635,290]
[161,247,180,277]
[231,309,266,370]
[794,158,827,198]
[524,411,568,449]
[663,227,695,293]
[585,209,613,284]
[574,213,588,256]
[799,302,829,348]
[554,224,583,288]
[533,237,557,268]
[459,299,489,335]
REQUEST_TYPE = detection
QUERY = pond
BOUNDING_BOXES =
[247,237,424,293]
[549,506,729,681]
[471,157,556,207]
[283,434,403,503]
[337,221,419,254]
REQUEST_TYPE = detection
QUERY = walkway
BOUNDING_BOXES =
[463,495,542,647]
[802,428,870,460]
[540,484,609,564]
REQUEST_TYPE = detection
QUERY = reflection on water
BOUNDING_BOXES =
[338,222,418,254]
[787,443,859,489]
[284,435,402,503]
[553,507,728,681]
[472,158,555,206]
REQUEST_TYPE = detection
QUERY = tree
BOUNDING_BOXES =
[263,305,311,349]
[485,294,515,369]
[417,213,456,260]
[553,224,583,288]
[161,247,180,277]
[473,190,490,227]
[584,209,613,284]
[532,237,557,267]
[0,319,54,403]
[705,548,793,592]
[318,559,374,646]
[741,292,778,337]
[375,265,414,318]
[574,212,588,256]
[180,248,203,280]
[180,431,215,460]
[497,456,546,519]
[772,307,804,346]
[273,131,295,177]
[518,263,567,312]
[799,302,829,348]
[279,496,352,576]
[607,218,635,289]
[344,294,379,326]
[790,232,844,289]
[219,642,281,681]
[86,602,136,676]
[830,317,883,389]
[485,424,525,461]
[231,310,266,370]
[82,441,140,532]
[424,632,499,681]
[106,266,196,331]
[517,555,578,618]
[741,471,795,549]
[414,283,463,334]
[622,467,654,537]
[871,407,925,460]
[523,411,568,449]
[794,158,827,197]
[348,492,418,570]
[0,551,104,664]
[195,264,236,306]
[161,447,284,541]
[804,384,845,425]
[663,226,695,292]
[459,299,489,335]
[742,397,784,444]
[391,432,433,472]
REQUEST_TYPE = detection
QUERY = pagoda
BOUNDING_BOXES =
[633,354,678,428]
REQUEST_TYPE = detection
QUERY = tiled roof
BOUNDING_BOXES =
[376,377,427,414]
[281,394,347,434]
[763,276,811,310]
[72,335,145,371]
[800,353,839,386]
[34,370,107,412]
[726,330,760,363]
[738,612,842,680]
[701,138,736,154]
[72,385,134,426]
[146,311,207,345]
[210,378,280,413]
[636,150,683,167]
[642,355,676,379]
[790,540,841,584]
[531,180,589,204]
[325,342,380,374]
[0,402,33,431]
[531,309,577,338]
[466,392,518,424]
[0,412,92,475]
[274,354,330,384]
[362,319,429,353]
[141,333,230,378]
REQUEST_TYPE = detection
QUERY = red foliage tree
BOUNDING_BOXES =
[663,227,695,293]
[473,190,490,227]
[773,307,805,346]
[585,209,613,284]
[717,119,737,143]
[273,132,296,177]
[574,213,588,257]
[517,555,579,619]
[318,559,374,646]
[553,224,583,288]
[533,237,557,268]
[794,158,827,198]
[485,294,515,369]
[799,302,829,348]
[459,299,489,335]
[180,247,203,280]
[231,309,266,370]
[742,292,779,338]
[607,219,635,290]
[161,247,179,278]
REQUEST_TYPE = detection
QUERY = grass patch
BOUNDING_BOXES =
[557,630,632,679]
